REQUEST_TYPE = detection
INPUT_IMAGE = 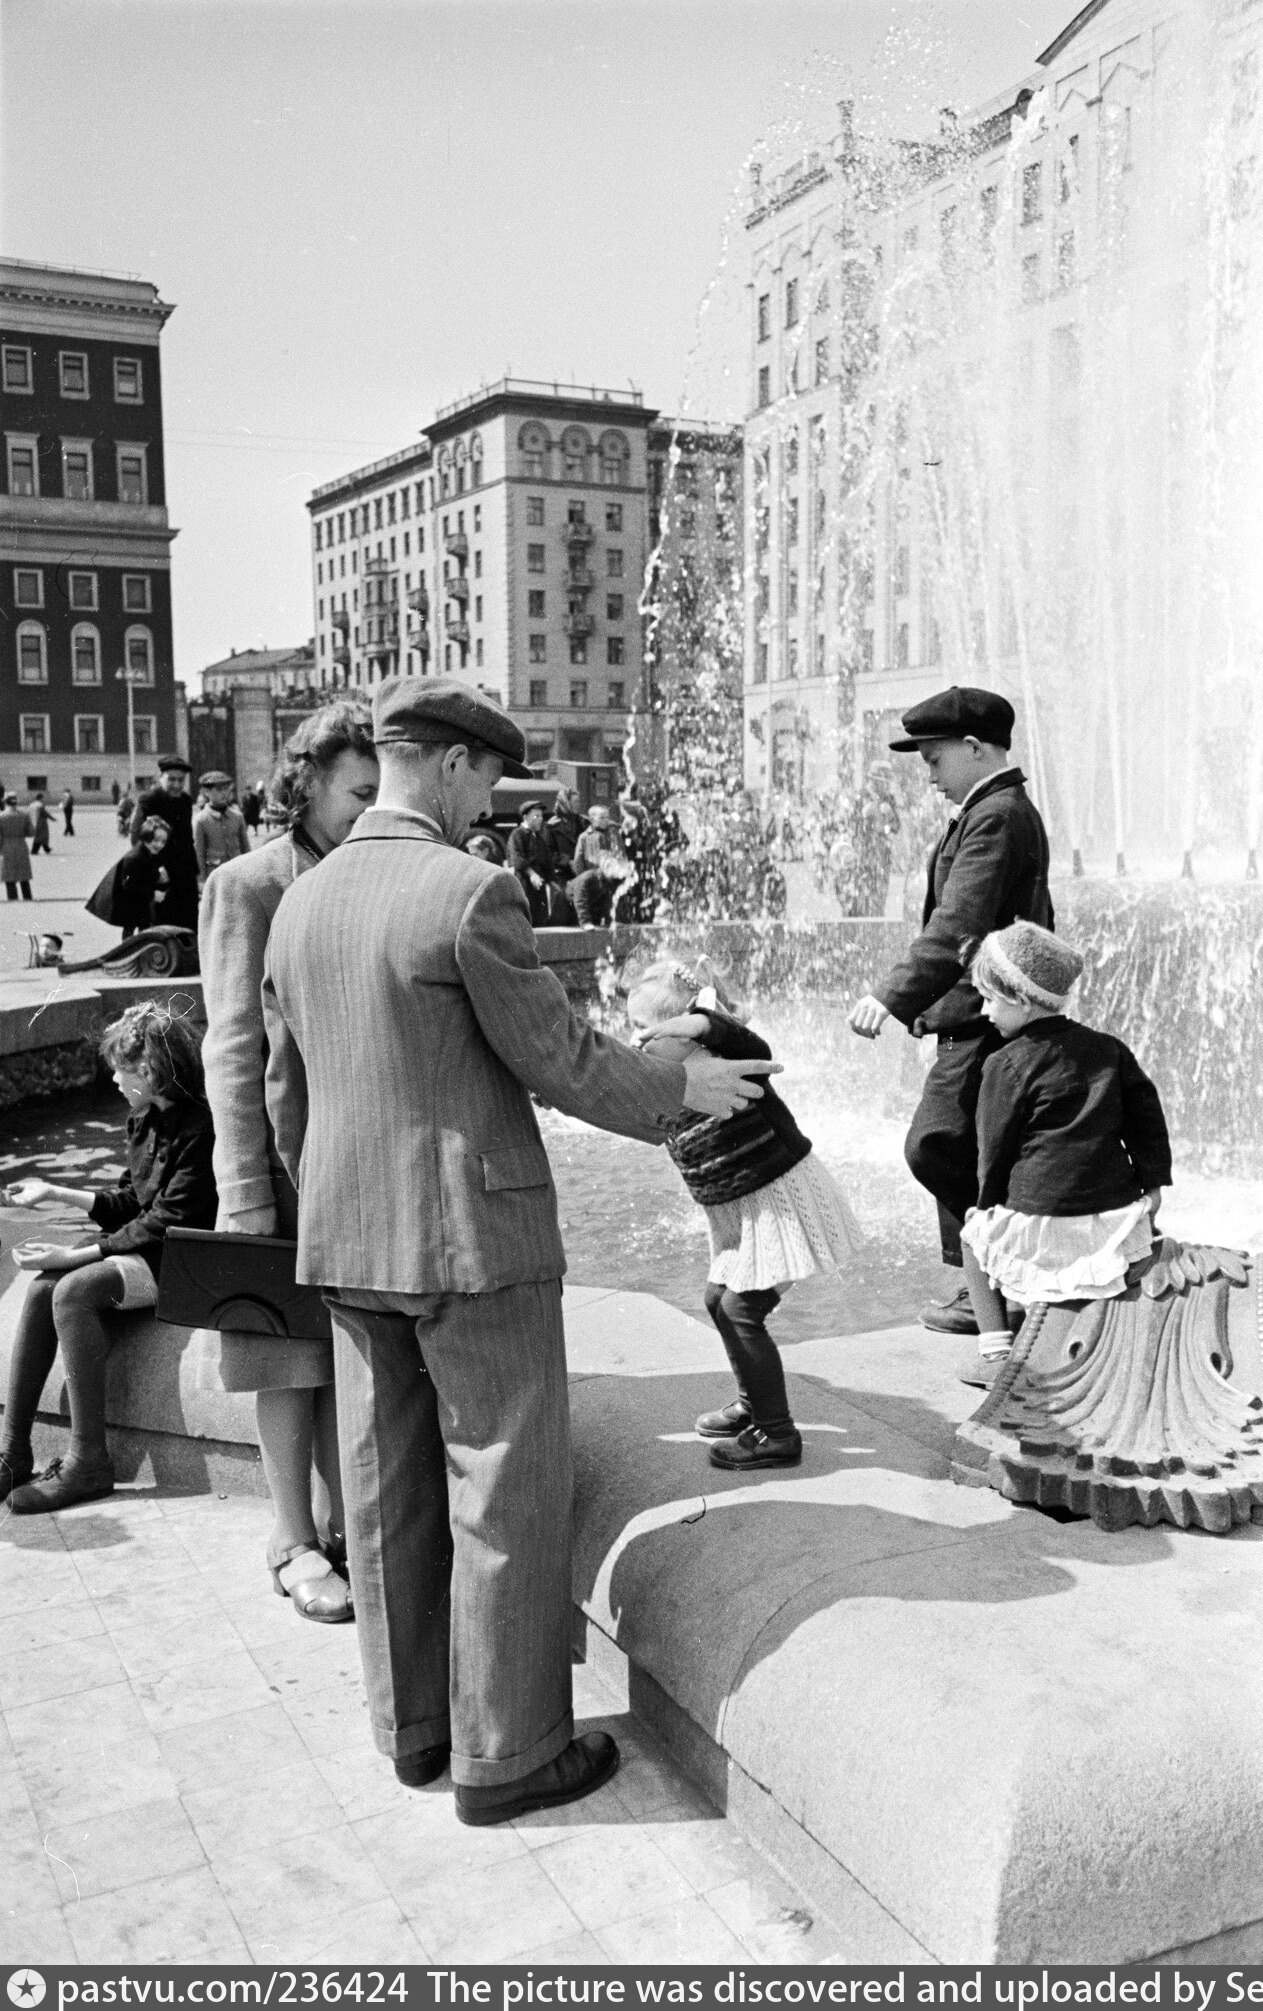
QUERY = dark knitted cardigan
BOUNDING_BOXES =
[644,1007,811,1207]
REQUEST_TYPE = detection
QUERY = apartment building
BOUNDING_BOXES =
[0,258,178,798]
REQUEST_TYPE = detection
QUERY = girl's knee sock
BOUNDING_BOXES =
[52,1267,121,1465]
[705,1286,793,1432]
[2,1276,61,1462]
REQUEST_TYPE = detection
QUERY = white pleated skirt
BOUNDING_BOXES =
[703,1151,863,1293]
[960,1198,1155,1308]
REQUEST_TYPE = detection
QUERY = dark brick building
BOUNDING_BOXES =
[0,259,178,801]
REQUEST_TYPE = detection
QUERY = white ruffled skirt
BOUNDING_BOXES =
[703,1151,863,1293]
[960,1198,1155,1308]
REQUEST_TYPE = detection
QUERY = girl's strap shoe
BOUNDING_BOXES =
[269,1543,355,1624]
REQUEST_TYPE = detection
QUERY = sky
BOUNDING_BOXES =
[1,0,1076,686]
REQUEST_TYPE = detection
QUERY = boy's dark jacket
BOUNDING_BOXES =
[647,1007,810,1207]
[90,1095,217,1279]
[878,768,1053,1036]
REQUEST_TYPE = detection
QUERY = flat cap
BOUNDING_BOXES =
[157,754,192,773]
[372,676,530,779]
[198,770,232,787]
[889,685,1015,752]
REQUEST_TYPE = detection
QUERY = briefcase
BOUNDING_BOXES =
[157,1229,333,1342]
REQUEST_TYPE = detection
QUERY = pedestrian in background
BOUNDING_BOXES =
[30,794,52,856]
[1,791,34,901]
[507,800,555,926]
[61,788,75,837]
[130,757,199,929]
[193,771,250,889]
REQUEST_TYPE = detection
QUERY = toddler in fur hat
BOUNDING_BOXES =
[956,922,1173,1387]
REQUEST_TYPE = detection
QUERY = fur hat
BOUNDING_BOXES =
[971,921,1083,1011]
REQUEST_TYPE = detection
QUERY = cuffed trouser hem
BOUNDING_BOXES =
[451,1705,574,1788]
[374,1710,453,1761]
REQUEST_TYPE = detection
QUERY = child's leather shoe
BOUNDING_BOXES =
[695,1398,752,1439]
[708,1424,802,1470]
[10,1455,114,1514]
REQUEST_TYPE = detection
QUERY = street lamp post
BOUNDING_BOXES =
[115,664,139,792]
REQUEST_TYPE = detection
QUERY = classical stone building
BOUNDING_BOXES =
[0,258,179,800]
[309,383,739,775]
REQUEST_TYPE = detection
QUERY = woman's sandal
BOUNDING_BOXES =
[268,1542,354,1624]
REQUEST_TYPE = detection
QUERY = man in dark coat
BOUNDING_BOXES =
[506,801,556,927]
[130,755,199,929]
[849,687,1052,1335]
[546,786,585,873]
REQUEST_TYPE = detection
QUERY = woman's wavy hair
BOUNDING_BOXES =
[269,698,376,824]
[100,1001,207,1103]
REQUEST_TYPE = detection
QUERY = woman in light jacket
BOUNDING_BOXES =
[198,700,379,1622]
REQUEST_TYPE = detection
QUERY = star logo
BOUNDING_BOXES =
[8,1975,46,2008]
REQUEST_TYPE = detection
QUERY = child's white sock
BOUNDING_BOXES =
[977,1331,1013,1359]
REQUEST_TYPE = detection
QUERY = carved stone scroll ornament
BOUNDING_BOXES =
[952,1239,1263,1533]
[56,925,200,979]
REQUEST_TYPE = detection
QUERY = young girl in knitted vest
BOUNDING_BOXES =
[958,920,1172,1385]
[627,960,861,1469]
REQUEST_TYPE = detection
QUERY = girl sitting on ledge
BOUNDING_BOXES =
[0,1002,217,1512]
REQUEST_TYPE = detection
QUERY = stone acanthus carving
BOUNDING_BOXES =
[953,1239,1263,1533]
[57,925,200,979]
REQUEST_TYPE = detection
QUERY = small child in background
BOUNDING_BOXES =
[958,920,1173,1386]
[627,959,862,1469]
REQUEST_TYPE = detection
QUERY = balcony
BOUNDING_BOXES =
[332,643,350,667]
[445,530,469,559]
[565,611,594,639]
[446,574,470,604]
[364,556,391,576]
[563,519,595,547]
[331,610,350,636]
[407,585,430,615]
[565,566,594,592]
[448,620,470,646]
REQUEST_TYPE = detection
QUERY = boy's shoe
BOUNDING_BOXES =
[455,1732,619,1827]
[0,1449,34,1503]
[695,1398,753,1439]
[919,1285,979,1335]
[708,1424,803,1470]
[9,1456,115,1515]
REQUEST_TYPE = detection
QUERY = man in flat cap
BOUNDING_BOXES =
[506,798,556,926]
[192,770,250,890]
[262,677,779,1824]
[129,754,200,929]
[849,686,1052,1338]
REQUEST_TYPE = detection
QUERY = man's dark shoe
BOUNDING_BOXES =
[455,1731,619,1827]
[0,1449,34,1503]
[9,1456,114,1515]
[708,1424,803,1470]
[919,1284,979,1335]
[695,1398,752,1440]
[394,1744,451,1789]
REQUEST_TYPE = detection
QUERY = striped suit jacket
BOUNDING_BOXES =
[262,807,686,1295]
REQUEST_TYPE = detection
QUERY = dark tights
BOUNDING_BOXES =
[703,1283,792,1431]
[1,1263,127,1471]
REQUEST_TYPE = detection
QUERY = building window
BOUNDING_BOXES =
[132,715,157,756]
[474,550,482,577]
[679,509,696,539]
[474,595,482,622]
[122,574,152,613]
[787,572,798,616]
[607,636,625,666]
[1022,162,1043,227]
[757,365,770,408]
[1058,135,1080,203]
[124,626,154,685]
[74,714,104,754]
[527,544,545,573]
[523,449,543,479]
[13,568,43,609]
[81,775,102,792]
[570,679,588,706]
[315,521,323,552]
[787,639,799,678]
[757,293,770,342]
[570,637,588,665]
[475,638,484,667]
[815,339,829,386]
[71,625,101,685]
[1022,254,1041,303]
[607,549,623,577]
[527,497,545,525]
[893,546,910,597]
[754,642,768,684]
[528,590,545,617]
[19,714,49,753]
[606,594,623,621]
[600,436,628,485]
[59,351,89,398]
[786,431,799,476]
[785,277,799,326]
[567,501,586,525]
[114,357,143,403]
[114,444,149,507]
[607,682,624,708]
[1056,230,1076,291]
[7,436,39,496]
[606,503,622,532]
[787,497,799,545]
[896,622,909,668]
[473,505,481,532]
[529,634,547,663]
[62,441,94,500]
[17,623,47,683]
[68,570,98,611]
[529,679,548,707]
[3,345,32,393]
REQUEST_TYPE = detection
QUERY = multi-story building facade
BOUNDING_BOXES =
[308,381,666,770]
[200,641,316,700]
[742,0,1256,839]
[0,259,178,799]
[641,418,744,779]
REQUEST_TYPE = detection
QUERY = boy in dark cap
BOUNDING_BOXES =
[193,770,250,888]
[848,686,1052,1336]
[506,800,556,926]
[130,755,200,929]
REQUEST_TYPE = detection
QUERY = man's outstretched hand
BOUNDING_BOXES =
[848,994,891,1039]
[682,1053,782,1119]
